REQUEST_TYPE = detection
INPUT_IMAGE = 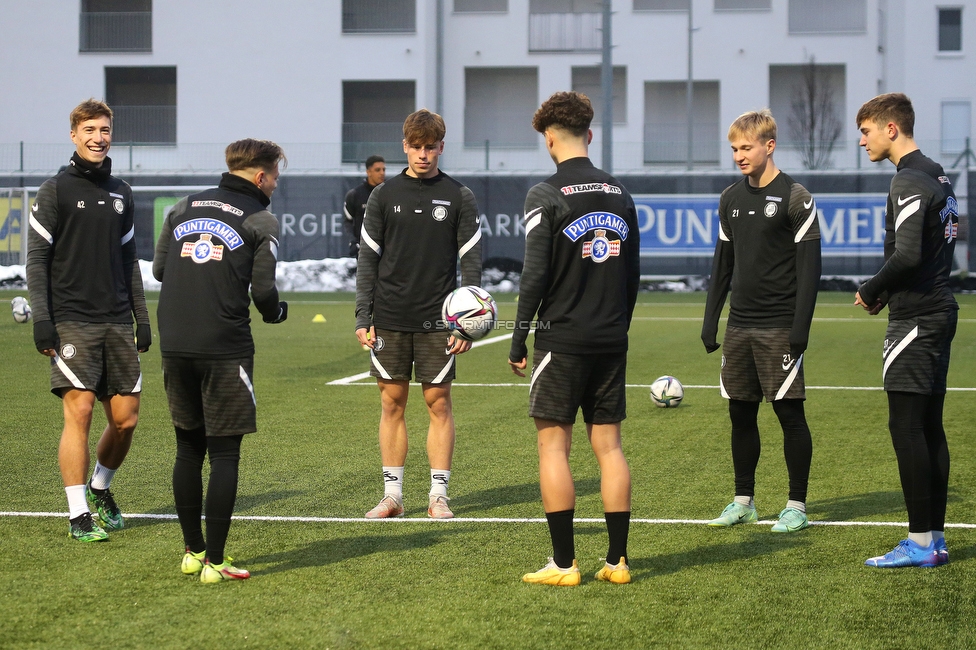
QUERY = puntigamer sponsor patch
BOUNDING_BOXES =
[562,212,629,242]
[174,218,244,249]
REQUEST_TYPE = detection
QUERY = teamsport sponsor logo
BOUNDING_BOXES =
[560,182,622,196]
[431,199,452,206]
[174,218,244,249]
[190,200,245,217]
[562,212,629,242]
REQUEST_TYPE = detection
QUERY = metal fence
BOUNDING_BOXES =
[1,138,971,176]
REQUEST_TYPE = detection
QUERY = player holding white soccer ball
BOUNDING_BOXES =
[11,296,31,323]
[442,286,497,342]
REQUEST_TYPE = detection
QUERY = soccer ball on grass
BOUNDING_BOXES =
[649,375,683,408]
[441,286,497,341]
[11,296,31,323]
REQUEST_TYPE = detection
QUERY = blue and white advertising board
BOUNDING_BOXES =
[632,193,889,257]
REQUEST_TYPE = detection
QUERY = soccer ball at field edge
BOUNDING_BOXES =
[649,375,683,408]
[441,286,498,342]
[11,296,31,323]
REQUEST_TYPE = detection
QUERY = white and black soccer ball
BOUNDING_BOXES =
[441,286,498,342]
[649,375,683,408]
[10,296,31,323]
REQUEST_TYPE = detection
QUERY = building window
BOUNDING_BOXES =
[644,81,720,164]
[939,8,963,52]
[634,0,690,11]
[454,0,507,11]
[465,68,538,147]
[342,0,415,34]
[342,81,414,163]
[942,101,971,154]
[714,0,770,10]
[788,0,866,34]
[768,63,846,169]
[105,67,175,144]
[572,66,627,124]
[80,0,151,53]
[529,0,602,52]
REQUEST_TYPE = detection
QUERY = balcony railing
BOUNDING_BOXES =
[342,122,407,164]
[644,122,721,164]
[528,12,601,52]
[112,106,177,144]
[80,11,152,52]
[342,0,416,33]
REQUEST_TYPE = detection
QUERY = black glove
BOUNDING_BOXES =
[34,320,59,353]
[136,323,152,352]
[789,343,806,364]
[264,301,288,324]
[349,240,360,258]
[702,336,720,354]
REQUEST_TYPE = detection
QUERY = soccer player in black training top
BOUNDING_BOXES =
[511,92,640,586]
[27,99,151,543]
[355,109,482,520]
[701,109,821,534]
[855,93,958,569]
[154,139,288,583]
[344,154,386,257]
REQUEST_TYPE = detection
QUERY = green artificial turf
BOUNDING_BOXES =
[1,290,974,649]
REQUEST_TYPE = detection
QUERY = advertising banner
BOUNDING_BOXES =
[632,193,889,257]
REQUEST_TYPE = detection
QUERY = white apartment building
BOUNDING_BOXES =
[0,0,972,175]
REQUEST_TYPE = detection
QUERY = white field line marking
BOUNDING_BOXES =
[328,332,521,385]
[329,382,976,391]
[3,511,974,528]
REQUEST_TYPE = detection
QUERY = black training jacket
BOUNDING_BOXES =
[153,173,282,358]
[857,150,959,319]
[355,169,482,332]
[26,153,149,327]
[510,157,640,362]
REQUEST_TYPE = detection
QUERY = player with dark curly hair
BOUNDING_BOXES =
[511,92,640,586]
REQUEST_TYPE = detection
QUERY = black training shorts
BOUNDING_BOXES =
[528,349,627,425]
[368,328,457,384]
[882,310,957,394]
[720,326,805,402]
[162,356,257,436]
[49,321,142,400]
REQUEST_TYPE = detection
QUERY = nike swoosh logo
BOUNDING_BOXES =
[803,199,813,210]
[782,360,795,371]
[898,194,921,206]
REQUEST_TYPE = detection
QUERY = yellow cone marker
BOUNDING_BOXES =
[312,314,326,323]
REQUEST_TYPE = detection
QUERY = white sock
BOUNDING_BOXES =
[786,500,806,513]
[733,495,754,508]
[382,466,404,500]
[908,531,933,547]
[65,484,89,519]
[932,530,945,543]
[430,469,451,499]
[89,462,117,491]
